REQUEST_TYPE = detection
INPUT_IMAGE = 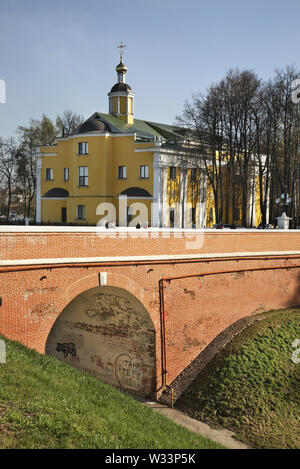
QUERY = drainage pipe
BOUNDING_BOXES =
[158,262,300,398]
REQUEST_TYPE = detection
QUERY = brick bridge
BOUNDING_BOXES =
[0,227,299,401]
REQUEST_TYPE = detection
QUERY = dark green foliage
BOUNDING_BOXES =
[176,308,300,449]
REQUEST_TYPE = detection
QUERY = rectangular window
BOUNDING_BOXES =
[191,168,197,182]
[78,166,88,186]
[118,166,126,179]
[169,208,175,228]
[78,142,88,155]
[170,166,177,180]
[191,207,196,225]
[77,205,86,220]
[140,165,149,179]
[64,168,69,181]
[46,168,53,180]
[61,207,67,223]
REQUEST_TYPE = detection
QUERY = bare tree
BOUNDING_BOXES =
[178,66,300,227]
[0,138,19,221]
[177,69,261,226]
[15,144,36,218]
[258,66,300,226]
[56,110,85,137]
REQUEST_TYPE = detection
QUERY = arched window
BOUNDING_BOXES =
[43,188,69,198]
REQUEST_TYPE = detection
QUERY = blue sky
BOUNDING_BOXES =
[0,0,299,137]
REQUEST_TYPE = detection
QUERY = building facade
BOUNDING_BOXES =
[36,52,262,228]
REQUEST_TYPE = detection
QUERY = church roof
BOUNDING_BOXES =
[77,116,111,133]
[110,82,132,93]
[75,112,188,145]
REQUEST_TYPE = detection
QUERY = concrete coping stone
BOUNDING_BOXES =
[0,226,299,234]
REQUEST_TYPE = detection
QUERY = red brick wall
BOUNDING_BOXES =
[0,228,300,260]
[0,228,299,397]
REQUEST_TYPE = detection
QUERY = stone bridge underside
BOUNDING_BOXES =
[0,227,299,400]
[46,286,156,396]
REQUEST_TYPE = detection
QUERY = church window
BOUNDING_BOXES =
[78,142,88,155]
[140,165,149,179]
[118,166,127,179]
[170,167,177,180]
[46,168,53,180]
[77,205,86,220]
[78,166,88,186]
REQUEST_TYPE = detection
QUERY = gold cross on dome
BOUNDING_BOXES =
[117,41,126,61]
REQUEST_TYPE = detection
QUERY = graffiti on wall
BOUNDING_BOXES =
[56,342,77,358]
[84,293,135,319]
[115,354,143,391]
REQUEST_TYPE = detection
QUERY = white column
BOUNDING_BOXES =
[152,163,161,227]
[179,168,184,228]
[247,169,256,227]
[251,169,257,227]
[35,148,42,223]
[161,167,168,227]
[198,173,207,228]
[182,170,188,227]
[266,186,270,224]
[152,149,162,227]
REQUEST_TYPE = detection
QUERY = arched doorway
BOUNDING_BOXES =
[45,286,156,397]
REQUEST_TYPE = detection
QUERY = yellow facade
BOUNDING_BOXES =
[112,97,117,114]
[37,55,265,228]
[39,135,155,226]
[39,133,263,228]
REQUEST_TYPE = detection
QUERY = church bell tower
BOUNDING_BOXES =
[108,42,135,125]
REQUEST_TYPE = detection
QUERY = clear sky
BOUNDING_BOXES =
[0,0,299,138]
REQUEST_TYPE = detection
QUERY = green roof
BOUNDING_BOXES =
[76,112,190,147]
[97,113,186,142]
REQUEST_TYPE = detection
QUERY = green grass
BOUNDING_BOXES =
[176,308,300,449]
[0,336,223,449]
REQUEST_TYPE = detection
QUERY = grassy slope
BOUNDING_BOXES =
[176,308,300,449]
[0,336,223,449]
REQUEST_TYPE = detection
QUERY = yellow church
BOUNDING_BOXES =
[35,45,262,228]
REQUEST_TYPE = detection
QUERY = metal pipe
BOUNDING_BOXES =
[1,254,299,403]
[160,263,300,283]
[158,262,300,398]
[159,278,167,390]
[0,254,300,273]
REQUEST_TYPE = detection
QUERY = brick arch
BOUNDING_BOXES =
[34,271,157,353]
[43,275,157,397]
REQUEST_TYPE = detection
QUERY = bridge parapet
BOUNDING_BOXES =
[0,227,300,264]
[0,227,299,400]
